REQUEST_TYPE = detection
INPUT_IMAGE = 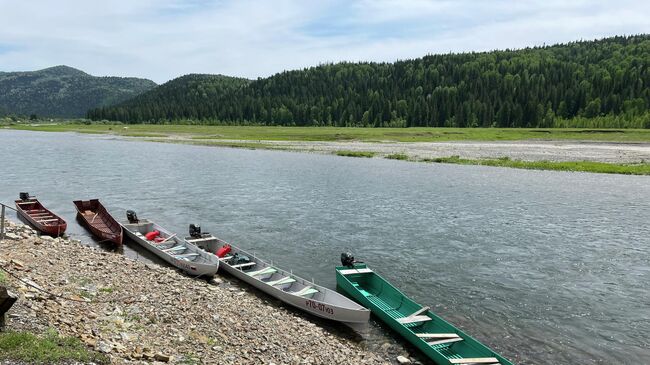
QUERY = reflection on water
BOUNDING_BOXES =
[1,130,649,364]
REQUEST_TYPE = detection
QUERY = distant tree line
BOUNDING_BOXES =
[88,35,650,128]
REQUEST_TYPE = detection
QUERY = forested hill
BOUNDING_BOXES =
[89,74,251,122]
[89,35,650,128]
[0,66,156,118]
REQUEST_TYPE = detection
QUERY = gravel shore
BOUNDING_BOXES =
[0,220,393,365]
[197,139,650,163]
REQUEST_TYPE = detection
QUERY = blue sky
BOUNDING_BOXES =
[0,0,648,83]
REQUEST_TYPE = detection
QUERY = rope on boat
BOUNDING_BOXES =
[0,264,143,304]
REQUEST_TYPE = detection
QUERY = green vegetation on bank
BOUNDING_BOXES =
[336,150,375,158]
[425,156,650,175]
[0,330,108,364]
[385,153,409,160]
[9,124,650,142]
[88,35,650,129]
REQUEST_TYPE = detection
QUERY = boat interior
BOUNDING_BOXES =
[16,200,63,226]
[123,220,218,265]
[340,267,503,365]
[74,199,120,234]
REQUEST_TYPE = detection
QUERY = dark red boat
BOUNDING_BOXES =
[15,193,67,236]
[73,199,123,245]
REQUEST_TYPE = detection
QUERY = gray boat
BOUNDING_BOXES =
[185,226,370,324]
[120,211,219,277]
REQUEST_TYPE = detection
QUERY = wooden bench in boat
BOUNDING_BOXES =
[338,268,373,275]
[248,267,277,277]
[267,277,296,286]
[397,306,432,324]
[16,201,36,205]
[37,218,59,223]
[219,255,232,261]
[449,358,500,364]
[231,262,256,269]
[292,286,319,296]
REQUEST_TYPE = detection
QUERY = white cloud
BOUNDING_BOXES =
[0,0,648,83]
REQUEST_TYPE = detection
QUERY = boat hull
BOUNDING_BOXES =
[189,235,369,324]
[73,199,123,245]
[336,264,514,365]
[121,220,218,277]
[14,198,67,237]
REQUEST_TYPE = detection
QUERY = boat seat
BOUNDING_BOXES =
[231,262,256,269]
[267,277,296,286]
[185,237,214,243]
[248,267,277,277]
[339,268,373,275]
[293,286,319,296]
[417,333,459,339]
[427,337,463,346]
[16,201,36,205]
[37,218,59,223]
[449,358,500,364]
[173,253,199,258]
[397,306,431,324]
[397,315,432,324]
[219,255,233,261]
[163,246,186,252]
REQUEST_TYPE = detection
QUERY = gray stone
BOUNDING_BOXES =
[396,355,412,364]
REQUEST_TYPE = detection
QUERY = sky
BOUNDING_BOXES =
[0,0,648,84]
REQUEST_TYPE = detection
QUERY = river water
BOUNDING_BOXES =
[1,130,648,364]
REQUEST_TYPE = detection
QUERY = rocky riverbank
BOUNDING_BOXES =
[0,220,394,364]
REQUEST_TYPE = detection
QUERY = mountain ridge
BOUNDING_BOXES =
[88,35,650,128]
[0,66,156,118]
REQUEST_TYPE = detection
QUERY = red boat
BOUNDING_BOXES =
[14,193,67,237]
[73,199,123,246]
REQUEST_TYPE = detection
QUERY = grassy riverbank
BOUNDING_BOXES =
[9,123,650,142]
[423,156,650,175]
[7,123,650,175]
[0,330,108,364]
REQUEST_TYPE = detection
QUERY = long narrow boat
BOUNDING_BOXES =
[187,229,370,324]
[73,199,123,245]
[120,212,219,277]
[336,255,514,365]
[14,193,67,236]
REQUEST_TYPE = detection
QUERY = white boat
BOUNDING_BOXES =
[120,212,219,277]
[185,229,370,325]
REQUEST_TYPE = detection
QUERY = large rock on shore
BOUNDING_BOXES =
[0,221,390,364]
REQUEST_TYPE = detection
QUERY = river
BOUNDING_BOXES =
[1,130,648,364]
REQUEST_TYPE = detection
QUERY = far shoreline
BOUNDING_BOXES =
[7,124,650,175]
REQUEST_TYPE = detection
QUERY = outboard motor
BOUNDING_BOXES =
[19,192,30,201]
[189,224,202,238]
[126,210,139,223]
[341,252,356,267]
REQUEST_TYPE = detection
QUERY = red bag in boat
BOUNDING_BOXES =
[216,244,231,258]
[145,230,160,240]
[154,237,165,243]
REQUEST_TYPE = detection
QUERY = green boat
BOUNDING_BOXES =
[336,254,514,365]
